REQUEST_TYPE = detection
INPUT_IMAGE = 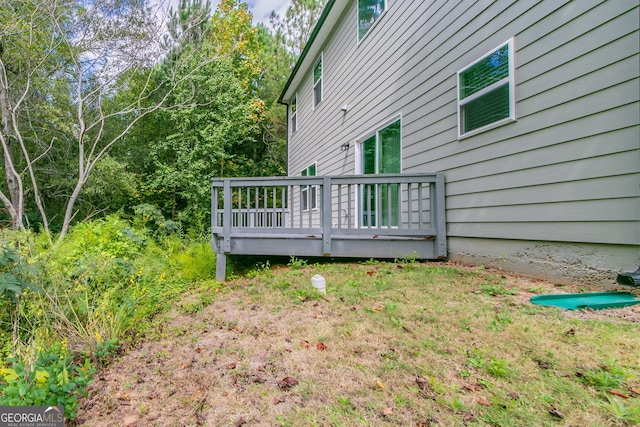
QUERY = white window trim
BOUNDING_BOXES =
[457,38,516,140]
[291,92,298,134]
[357,0,388,45]
[313,53,323,109]
[301,162,318,212]
[354,115,402,228]
[355,114,403,175]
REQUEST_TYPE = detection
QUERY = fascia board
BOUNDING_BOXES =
[278,0,348,105]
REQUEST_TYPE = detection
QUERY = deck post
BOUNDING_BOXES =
[216,252,226,281]
[434,172,447,258]
[215,179,233,281]
[322,177,332,256]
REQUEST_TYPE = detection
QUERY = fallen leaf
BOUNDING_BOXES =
[301,340,310,348]
[372,306,383,312]
[477,399,492,406]
[462,412,476,422]
[273,396,286,405]
[225,363,236,370]
[195,347,202,353]
[629,387,640,396]
[246,300,252,305]
[278,376,299,389]
[549,407,564,419]
[376,380,385,390]
[416,378,429,391]
[366,270,376,276]
[609,390,630,399]
[537,360,551,369]
[315,314,323,319]
[508,392,520,400]
[382,407,393,416]
[316,342,326,351]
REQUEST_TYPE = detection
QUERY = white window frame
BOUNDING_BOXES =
[301,162,318,211]
[457,38,516,139]
[291,93,298,134]
[354,116,402,228]
[355,115,402,175]
[313,53,323,109]
[357,0,387,43]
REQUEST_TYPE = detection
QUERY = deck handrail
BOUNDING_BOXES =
[211,173,446,279]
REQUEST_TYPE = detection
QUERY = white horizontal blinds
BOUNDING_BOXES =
[358,0,386,40]
[313,55,322,107]
[459,41,512,134]
[291,94,297,132]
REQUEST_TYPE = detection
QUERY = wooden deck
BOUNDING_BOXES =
[211,173,446,280]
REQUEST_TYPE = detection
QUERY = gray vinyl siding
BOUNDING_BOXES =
[286,0,640,246]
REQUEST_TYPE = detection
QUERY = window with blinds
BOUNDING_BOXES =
[457,39,515,138]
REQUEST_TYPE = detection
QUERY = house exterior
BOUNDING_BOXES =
[278,0,640,284]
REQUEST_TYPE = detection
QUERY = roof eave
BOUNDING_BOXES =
[278,0,348,105]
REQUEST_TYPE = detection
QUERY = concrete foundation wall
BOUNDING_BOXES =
[448,237,640,286]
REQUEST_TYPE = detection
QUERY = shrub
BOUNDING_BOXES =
[0,343,94,421]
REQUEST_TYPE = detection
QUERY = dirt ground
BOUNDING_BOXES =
[74,264,640,426]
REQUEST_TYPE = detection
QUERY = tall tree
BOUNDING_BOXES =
[0,0,212,240]
[144,0,268,228]
[269,0,327,58]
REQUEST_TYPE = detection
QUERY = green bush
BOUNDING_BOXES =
[0,343,94,420]
[0,216,220,423]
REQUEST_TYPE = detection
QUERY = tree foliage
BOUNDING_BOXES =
[0,0,213,240]
[0,0,328,237]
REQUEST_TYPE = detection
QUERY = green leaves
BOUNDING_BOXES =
[0,344,95,420]
[0,236,41,303]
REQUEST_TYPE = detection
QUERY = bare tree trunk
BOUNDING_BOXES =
[0,76,24,230]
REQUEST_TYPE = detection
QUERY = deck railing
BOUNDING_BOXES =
[211,173,446,279]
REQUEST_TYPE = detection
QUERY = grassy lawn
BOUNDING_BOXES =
[77,259,640,426]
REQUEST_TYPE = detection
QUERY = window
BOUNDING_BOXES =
[291,93,297,133]
[301,163,317,211]
[359,119,401,226]
[358,0,386,41]
[313,54,322,107]
[457,39,515,137]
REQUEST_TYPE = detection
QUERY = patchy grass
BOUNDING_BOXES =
[77,261,640,426]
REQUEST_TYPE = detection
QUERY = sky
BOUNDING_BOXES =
[166,0,292,26]
[245,0,292,25]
